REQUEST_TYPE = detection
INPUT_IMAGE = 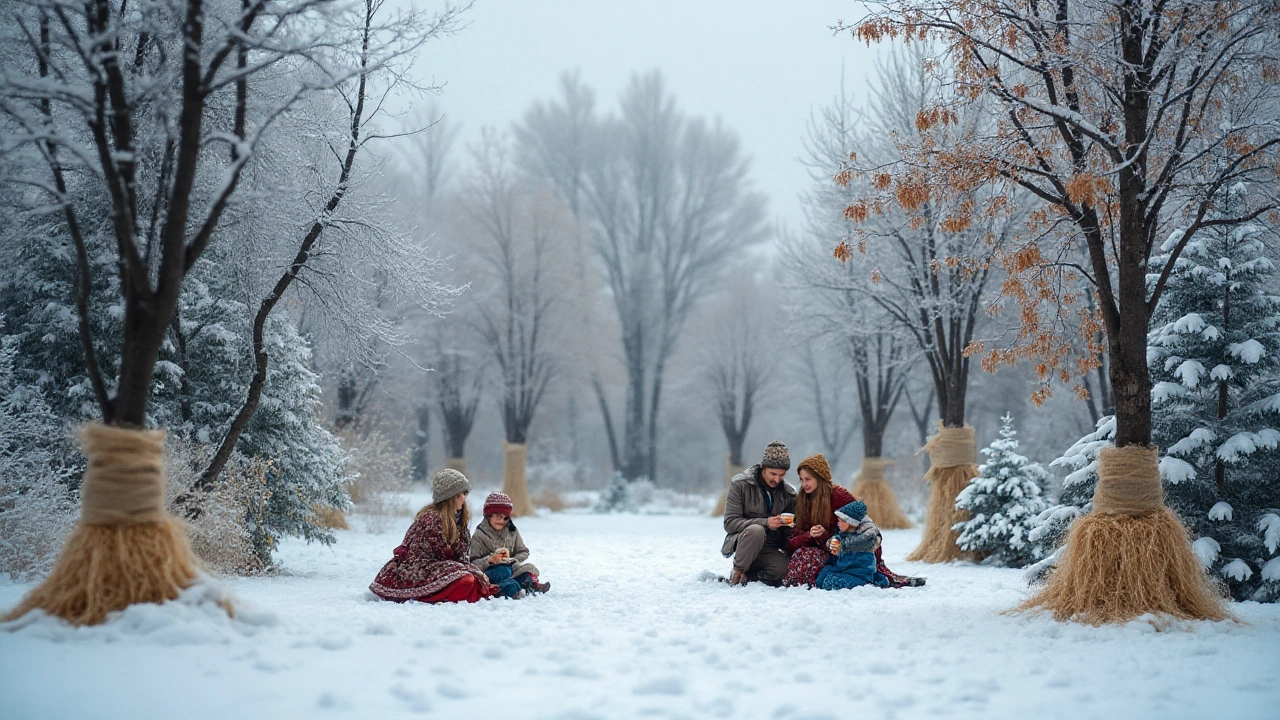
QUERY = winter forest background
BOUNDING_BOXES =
[1,0,1278,607]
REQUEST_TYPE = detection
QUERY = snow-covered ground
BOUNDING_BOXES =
[2,501,1278,720]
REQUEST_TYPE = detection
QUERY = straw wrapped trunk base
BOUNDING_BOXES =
[905,464,976,563]
[852,458,911,529]
[711,459,745,517]
[445,457,467,475]
[1015,507,1230,625]
[2,519,203,626]
[313,505,348,530]
[502,442,536,518]
[853,478,913,529]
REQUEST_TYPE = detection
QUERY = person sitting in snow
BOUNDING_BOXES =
[470,492,551,598]
[816,500,890,590]
[369,469,500,604]
[721,440,797,586]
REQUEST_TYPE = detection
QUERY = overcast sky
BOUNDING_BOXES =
[402,0,881,235]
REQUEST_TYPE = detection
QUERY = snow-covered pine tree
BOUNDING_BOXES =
[152,261,351,566]
[953,413,1051,567]
[0,327,79,578]
[1148,185,1280,602]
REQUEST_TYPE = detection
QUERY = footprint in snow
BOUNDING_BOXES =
[633,676,686,696]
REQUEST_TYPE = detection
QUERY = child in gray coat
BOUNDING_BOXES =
[470,492,551,598]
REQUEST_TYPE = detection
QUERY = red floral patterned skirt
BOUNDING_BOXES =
[784,545,920,589]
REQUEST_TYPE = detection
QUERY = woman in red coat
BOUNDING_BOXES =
[782,454,922,588]
[370,469,499,603]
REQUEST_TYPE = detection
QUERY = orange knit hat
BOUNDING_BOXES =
[796,453,832,484]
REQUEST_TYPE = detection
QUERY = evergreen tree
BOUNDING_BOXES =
[1148,185,1280,602]
[953,413,1051,567]
[152,261,351,566]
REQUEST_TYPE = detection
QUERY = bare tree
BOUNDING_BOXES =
[794,342,860,474]
[847,0,1277,620]
[517,71,769,482]
[701,277,775,483]
[198,0,466,487]
[0,0,342,428]
[457,130,576,514]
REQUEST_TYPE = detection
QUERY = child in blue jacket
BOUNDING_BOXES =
[816,500,890,590]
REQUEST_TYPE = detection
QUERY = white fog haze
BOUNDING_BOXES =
[1,0,1277,716]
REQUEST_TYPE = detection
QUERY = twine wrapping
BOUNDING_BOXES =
[1093,445,1163,517]
[3,422,215,627]
[78,423,168,526]
[445,457,468,476]
[501,442,536,518]
[854,457,893,483]
[917,423,976,469]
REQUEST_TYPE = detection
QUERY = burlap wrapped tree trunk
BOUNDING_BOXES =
[445,457,468,475]
[852,457,912,529]
[501,442,536,518]
[711,456,745,517]
[3,424,213,626]
[906,424,978,563]
[1017,446,1228,625]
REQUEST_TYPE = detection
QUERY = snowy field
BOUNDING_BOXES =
[2,501,1279,720]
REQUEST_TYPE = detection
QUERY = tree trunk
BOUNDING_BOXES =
[412,404,430,483]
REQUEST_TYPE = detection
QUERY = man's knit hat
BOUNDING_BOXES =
[431,468,471,505]
[796,453,832,484]
[483,491,515,517]
[761,441,791,470]
[834,500,868,525]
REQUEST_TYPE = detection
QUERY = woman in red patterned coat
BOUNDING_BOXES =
[370,469,499,603]
[782,454,923,588]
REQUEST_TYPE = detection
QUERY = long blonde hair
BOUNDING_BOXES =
[416,497,470,545]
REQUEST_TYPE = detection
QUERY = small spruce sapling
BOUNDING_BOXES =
[954,413,1051,567]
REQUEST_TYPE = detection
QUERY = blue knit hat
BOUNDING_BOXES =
[834,500,868,524]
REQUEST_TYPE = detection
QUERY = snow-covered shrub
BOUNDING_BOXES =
[165,438,268,576]
[0,332,79,580]
[1148,191,1280,602]
[595,472,641,513]
[337,421,411,533]
[954,413,1051,567]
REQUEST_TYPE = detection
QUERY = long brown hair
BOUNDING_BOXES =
[416,497,470,545]
[794,465,833,531]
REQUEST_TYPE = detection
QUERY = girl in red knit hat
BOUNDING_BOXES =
[469,492,551,598]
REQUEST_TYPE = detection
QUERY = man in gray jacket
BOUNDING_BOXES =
[722,441,797,586]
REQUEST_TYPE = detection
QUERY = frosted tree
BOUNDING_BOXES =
[457,130,577,516]
[1149,186,1280,602]
[701,276,777,515]
[846,0,1277,623]
[151,263,351,566]
[516,71,769,483]
[0,327,78,579]
[829,44,1006,559]
[954,413,1051,567]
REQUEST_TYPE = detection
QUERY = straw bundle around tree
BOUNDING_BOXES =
[852,457,912,529]
[445,456,468,475]
[711,457,746,517]
[501,442,536,517]
[1016,445,1230,625]
[906,424,978,563]
[3,424,217,626]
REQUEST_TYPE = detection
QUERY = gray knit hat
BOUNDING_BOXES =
[431,468,471,504]
[761,441,790,470]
